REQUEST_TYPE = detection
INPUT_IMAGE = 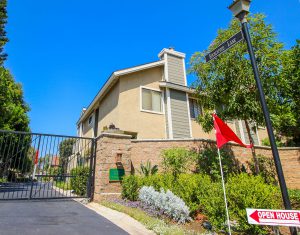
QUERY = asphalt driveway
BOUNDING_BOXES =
[0,182,66,199]
[0,199,128,235]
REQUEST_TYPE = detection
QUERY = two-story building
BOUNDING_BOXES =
[77,48,267,145]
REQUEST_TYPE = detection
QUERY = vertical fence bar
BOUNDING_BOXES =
[7,134,17,199]
[11,134,25,199]
[29,135,41,200]
[17,134,31,199]
[21,134,37,199]
[2,134,13,199]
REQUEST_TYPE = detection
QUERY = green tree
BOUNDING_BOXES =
[0,0,30,180]
[190,14,287,172]
[0,0,8,65]
[0,3,29,131]
[0,0,29,131]
[59,139,76,176]
[274,40,300,145]
[0,68,30,131]
[38,154,52,171]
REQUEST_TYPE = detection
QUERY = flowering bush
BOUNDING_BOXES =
[139,186,191,223]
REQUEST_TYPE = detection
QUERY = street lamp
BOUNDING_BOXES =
[228,1,297,235]
[228,0,251,21]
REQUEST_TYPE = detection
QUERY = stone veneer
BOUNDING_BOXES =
[93,133,300,202]
[93,133,132,202]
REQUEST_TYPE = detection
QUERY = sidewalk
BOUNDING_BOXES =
[86,202,155,235]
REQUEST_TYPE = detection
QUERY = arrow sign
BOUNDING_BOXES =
[246,208,300,227]
[205,31,244,62]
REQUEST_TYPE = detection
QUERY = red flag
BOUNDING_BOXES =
[34,150,39,165]
[213,113,253,149]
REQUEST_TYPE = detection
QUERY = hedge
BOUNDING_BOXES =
[121,173,282,234]
[70,166,89,196]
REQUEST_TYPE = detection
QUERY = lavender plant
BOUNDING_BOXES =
[139,186,191,223]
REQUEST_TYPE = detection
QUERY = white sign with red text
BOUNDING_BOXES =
[246,208,300,227]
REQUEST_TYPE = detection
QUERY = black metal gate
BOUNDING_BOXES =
[0,130,95,200]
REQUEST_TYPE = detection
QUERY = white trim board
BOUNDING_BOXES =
[186,93,193,138]
[159,81,195,93]
[166,88,173,139]
[158,48,186,59]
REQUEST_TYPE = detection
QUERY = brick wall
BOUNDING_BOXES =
[93,134,300,201]
[130,139,300,189]
[93,133,132,202]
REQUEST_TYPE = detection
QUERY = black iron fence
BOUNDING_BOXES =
[0,130,95,200]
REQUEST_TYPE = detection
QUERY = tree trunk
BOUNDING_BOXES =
[244,120,260,174]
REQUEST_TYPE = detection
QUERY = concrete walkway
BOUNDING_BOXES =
[86,202,155,235]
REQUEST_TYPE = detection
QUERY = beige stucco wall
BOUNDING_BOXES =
[80,81,120,138]
[80,67,165,139]
[97,81,120,134]
[191,119,215,139]
[82,116,94,138]
[118,67,166,139]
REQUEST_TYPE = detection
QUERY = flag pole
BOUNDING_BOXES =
[217,147,232,235]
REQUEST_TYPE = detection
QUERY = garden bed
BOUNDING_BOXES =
[101,199,211,235]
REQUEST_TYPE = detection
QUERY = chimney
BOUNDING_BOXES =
[158,47,185,60]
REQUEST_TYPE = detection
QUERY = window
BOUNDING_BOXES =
[141,87,162,113]
[88,115,93,126]
[189,98,202,119]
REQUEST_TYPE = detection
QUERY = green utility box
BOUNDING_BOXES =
[109,168,125,181]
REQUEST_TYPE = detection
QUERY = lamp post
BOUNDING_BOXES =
[228,1,297,235]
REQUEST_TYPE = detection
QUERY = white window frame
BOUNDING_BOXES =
[188,97,203,119]
[140,86,164,115]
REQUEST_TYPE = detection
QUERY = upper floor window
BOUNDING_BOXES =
[189,98,202,119]
[88,115,93,126]
[141,87,163,113]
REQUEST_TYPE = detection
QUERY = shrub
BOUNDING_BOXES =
[70,166,89,196]
[196,181,225,230]
[261,137,288,147]
[226,173,281,234]
[248,154,277,185]
[171,173,212,213]
[140,174,174,191]
[289,189,300,210]
[195,147,241,181]
[161,148,196,178]
[137,160,158,177]
[43,167,60,182]
[121,175,140,201]
[139,186,191,223]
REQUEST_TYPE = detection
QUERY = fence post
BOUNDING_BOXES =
[87,138,96,200]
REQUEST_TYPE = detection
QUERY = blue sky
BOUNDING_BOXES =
[4,0,300,136]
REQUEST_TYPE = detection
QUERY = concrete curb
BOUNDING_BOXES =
[85,202,155,235]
